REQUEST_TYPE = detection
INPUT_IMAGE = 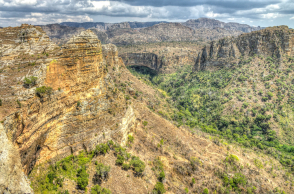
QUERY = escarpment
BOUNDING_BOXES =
[120,50,197,73]
[194,26,294,71]
[1,26,135,178]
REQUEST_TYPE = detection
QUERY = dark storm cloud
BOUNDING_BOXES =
[0,0,293,28]
[104,0,280,9]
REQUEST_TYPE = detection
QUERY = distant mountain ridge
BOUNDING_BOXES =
[38,18,265,46]
[59,18,262,33]
[183,18,263,33]
[60,21,168,30]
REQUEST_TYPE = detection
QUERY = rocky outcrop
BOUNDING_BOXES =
[184,18,263,33]
[0,124,33,194]
[120,53,162,71]
[1,26,135,179]
[194,25,294,71]
[120,48,197,73]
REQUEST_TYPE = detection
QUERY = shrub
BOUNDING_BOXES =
[128,135,134,144]
[254,158,264,169]
[130,156,145,176]
[77,167,89,190]
[0,99,2,106]
[142,121,148,126]
[158,171,165,182]
[24,76,37,87]
[122,163,130,170]
[242,102,249,108]
[184,187,189,193]
[262,97,268,102]
[203,188,209,194]
[96,163,111,180]
[192,178,196,185]
[94,143,110,155]
[36,86,53,97]
[116,155,125,165]
[152,182,166,194]
[267,92,273,99]
[190,157,202,171]
[58,191,69,194]
[17,99,21,108]
[91,185,111,194]
[225,154,239,165]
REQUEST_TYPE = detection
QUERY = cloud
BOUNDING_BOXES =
[0,0,293,28]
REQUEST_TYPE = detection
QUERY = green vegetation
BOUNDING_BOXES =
[203,188,209,194]
[16,99,21,108]
[127,135,134,145]
[142,121,148,126]
[127,58,294,171]
[95,163,111,180]
[192,178,196,185]
[24,76,37,87]
[152,182,166,194]
[30,140,145,193]
[77,166,89,190]
[36,86,53,97]
[91,185,111,194]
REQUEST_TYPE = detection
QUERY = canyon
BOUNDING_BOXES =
[1,23,294,194]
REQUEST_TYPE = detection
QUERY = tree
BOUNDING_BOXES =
[152,182,166,194]
[77,167,89,190]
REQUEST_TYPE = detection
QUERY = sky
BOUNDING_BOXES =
[0,0,293,28]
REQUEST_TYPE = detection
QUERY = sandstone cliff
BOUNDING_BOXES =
[120,46,199,73]
[0,123,33,194]
[0,25,135,192]
[194,25,294,71]
[1,24,293,194]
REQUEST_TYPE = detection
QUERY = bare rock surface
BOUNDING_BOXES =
[195,25,294,71]
[0,124,33,194]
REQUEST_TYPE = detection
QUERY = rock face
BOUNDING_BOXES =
[120,48,198,73]
[39,24,85,45]
[120,53,162,71]
[1,26,135,180]
[0,124,33,194]
[184,18,263,33]
[194,26,294,71]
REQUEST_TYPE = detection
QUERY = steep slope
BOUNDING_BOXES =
[1,24,293,194]
[195,25,294,71]
[125,26,294,191]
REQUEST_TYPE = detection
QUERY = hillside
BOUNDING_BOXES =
[40,19,252,46]
[183,18,263,33]
[126,26,294,191]
[0,24,293,194]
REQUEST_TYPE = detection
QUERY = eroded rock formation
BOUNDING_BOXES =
[0,26,136,193]
[194,26,294,71]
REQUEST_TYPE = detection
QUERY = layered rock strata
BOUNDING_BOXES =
[194,26,294,71]
[0,26,135,193]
